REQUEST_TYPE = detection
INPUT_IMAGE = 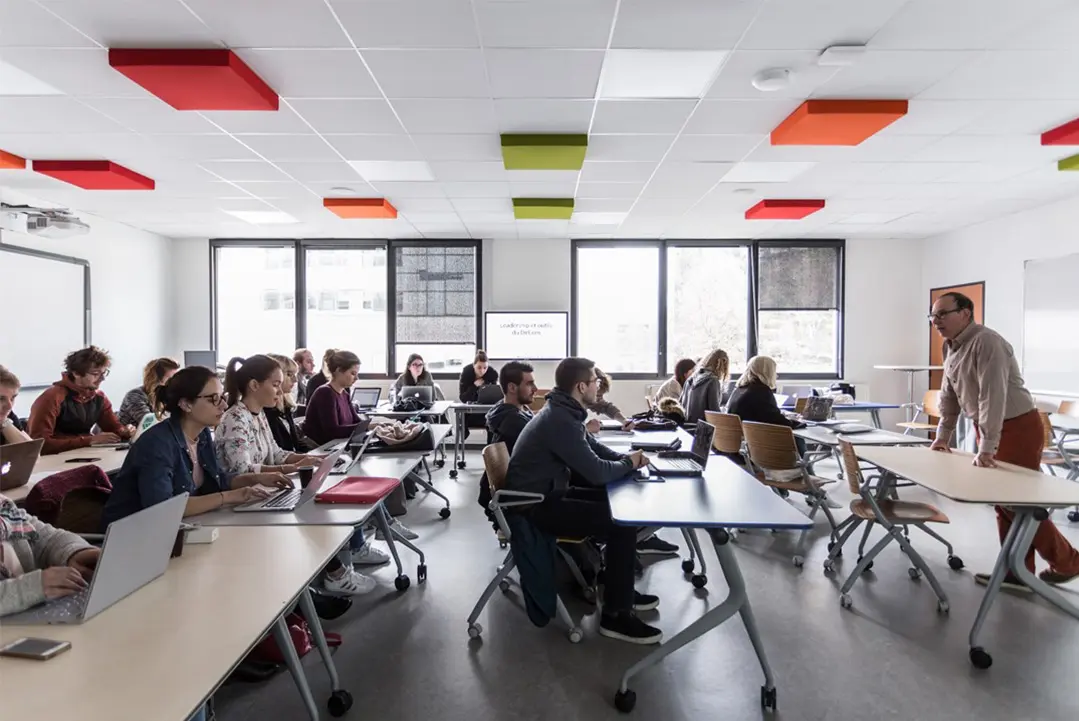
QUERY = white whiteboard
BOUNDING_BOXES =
[485,312,568,360]
[0,243,88,387]
[1023,253,1079,394]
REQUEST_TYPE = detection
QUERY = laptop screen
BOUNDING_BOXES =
[351,387,381,407]
[691,421,715,462]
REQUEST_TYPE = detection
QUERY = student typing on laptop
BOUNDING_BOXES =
[0,365,32,446]
[727,355,808,457]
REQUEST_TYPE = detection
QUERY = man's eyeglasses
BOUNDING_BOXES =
[927,308,963,322]
[87,369,110,379]
[195,393,226,406]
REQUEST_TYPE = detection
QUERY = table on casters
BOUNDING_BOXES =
[448,402,497,478]
[605,456,812,714]
[856,446,1079,670]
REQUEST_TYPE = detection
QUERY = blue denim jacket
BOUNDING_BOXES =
[102,417,233,528]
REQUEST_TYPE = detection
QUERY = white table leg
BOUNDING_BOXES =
[272,615,321,721]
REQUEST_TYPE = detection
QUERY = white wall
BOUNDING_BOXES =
[0,217,172,416]
[171,237,212,357]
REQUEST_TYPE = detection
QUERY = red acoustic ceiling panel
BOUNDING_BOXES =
[1042,117,1079,146]
[324,198,398,219]
[108,49,279,111]
[33,160,155,190]
[745,199,825,220]
[771,100,908,146]
[0,149,26,169]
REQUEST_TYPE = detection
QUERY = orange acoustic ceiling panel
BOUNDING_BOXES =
[771,100,908,146]
[0,149,26,169]
[1041,117,1079,146]
[33,160,155,190]
[745,199,825,220]
[324,198,397,219]
[109,49,279,111]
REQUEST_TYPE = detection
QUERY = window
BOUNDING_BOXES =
[394,244,478,375]
[305,247,388,375]
[571,240,844,379]
[214,246,296,362]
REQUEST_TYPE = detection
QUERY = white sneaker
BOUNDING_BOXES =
[352,541,391,566]
[376,519,419,541]
[323,568,376,596]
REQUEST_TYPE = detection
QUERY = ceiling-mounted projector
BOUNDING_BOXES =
[0,203,90,239]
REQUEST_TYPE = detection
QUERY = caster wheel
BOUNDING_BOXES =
[498,579,511,592]
[568,628,583,644]
[583,586,597,604]
[761,686,777,711]
[439,507,451,519]
[467,623,483,639]
[327,690,353,718]
[948,555,965,571]
[823,559,835,573]
[417,564,427,583]
[937,600,950,614]
[858,557,874,572]
[499,540,508,549]
[691,574,707,589]
[1069,510,1079,523]
[827,541,842,558]
[778,489,790,499]
[394,575,411,592]
[449,470,458,479]
[908,567,922,581]
[614,689,637,713]
[792,555,805,568]
[970,646,993,669]
[457,461,467,470]
[681,559,695,573]
[435,459,445,468]
[840,593,853,610]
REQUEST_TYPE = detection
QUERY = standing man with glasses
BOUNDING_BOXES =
[928,292,1079,590]
[28,345,134,454]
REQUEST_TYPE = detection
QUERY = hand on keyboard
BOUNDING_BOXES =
[43,566,88,599]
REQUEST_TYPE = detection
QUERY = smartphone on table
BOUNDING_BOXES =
[0,637,72,660]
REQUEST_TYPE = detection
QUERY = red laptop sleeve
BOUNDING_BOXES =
[314,476,401,504]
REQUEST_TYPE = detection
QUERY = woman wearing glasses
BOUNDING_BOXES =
[392,353,445,402]
[27,345,135,455]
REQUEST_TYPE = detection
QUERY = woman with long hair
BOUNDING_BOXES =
[392,353,445,401]
[680,348,731,424]
[117,357,180,427]
[265,353,306,452]
[304,348,336,403]
[727,355,807,455]
[654,358,696,403]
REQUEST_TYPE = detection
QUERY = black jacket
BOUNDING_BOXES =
[726,381,803,429]
[305,372,328,403]
[679,369,728,424]
[506,388,633,496]
[459,365,499,402]
[485,400,533,454]
[264,405,303,452]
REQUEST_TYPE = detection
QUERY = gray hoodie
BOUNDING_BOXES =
[680,368,728,424]
[0,511,93,617]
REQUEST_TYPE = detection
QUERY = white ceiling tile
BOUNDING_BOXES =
[955,101,1079,136]
[0,49,149,98]
[0,97,125,134]
[573,197,636,212]
[351,160,435,181]
[0,0,98,48]
[591,100,697,134]
[612,0,761,50]
[80,98,217,134]
[0,133,92,159]
[812,50,981,98]
[458,212,515,224]
[239,134,339,162]
[335,0,479,48]
[881,100,996,135]
[36,0,220,46]
[233,181,314,199]
[706,50,836,99]
[202,104,313,134]
[452,197,514,213]
[667,134,764,162]
[683,99,802,134]
[1000,4,1079,50]
[935,162,1042,184]
[325,134,423,161]
[486,50,605,99]
[404,212,467,225]
[440,181,511,198]
[288,99,403,134]
[431,161,508,182]
[509,180,578,196]
[274,162,365,182]
[586,135,675,161]
[199,161,290,182]
[720,161,815,183]
[919,51,1079,100]
[364,50,490,98]
[571,211,628,225]
[599,50,727,99]
[302,180,378,196]
[579,162,658,183]
[393,99,498,134]
[641,161,731,198]
[412,134,503,162]
[493,99,593,133]
[869,0,1069,50]
[738,0,909,51]
[577,181,645,198]
[150,134,259,161]
[505,170,580,184]
[391,197,458,213]
[741,142,855,163]
[364,177,444,198]
[912,135,1039,163]
[476,0,615,48]
[839,133,941,162]
[182,0,350,48]
[465,223,517,239]
[0,59,63,96]
[224,209,301,225]
[232,49,380,99]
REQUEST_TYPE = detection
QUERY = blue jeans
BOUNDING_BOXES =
[333,527,366,567]
[189,704,208,721]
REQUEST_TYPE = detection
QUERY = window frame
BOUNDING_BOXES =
[209,238,482,380]
[570,238,845,381]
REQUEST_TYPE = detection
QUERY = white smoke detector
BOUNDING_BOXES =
[751,67,794,92]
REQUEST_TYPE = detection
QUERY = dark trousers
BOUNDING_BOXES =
[528,486,635,612]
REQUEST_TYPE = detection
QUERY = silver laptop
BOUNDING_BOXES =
[399,385,434,404]
[234,448,345,513]
[649,421,714,476]
[4,493,188,625]
[312,416,371,456]
[0,438,44,491]
[350,387,381,410]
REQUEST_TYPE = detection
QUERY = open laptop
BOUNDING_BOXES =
[802,396,835,422]
[399,385,434,405]
[773,393,791,408]
[0,438,44,491]
[234,448,345,513]
[4,493,188,625]
[312,416,371,456]
[648,421,715,477]
[350,387,381,410]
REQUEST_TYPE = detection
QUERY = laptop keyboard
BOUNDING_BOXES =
[656,458,699,472]
[262,489,303,509]
[38,590,88,620]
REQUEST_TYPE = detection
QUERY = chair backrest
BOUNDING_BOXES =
[1060,400,1079,418]
[1038,411,1055,449]
[704,411,744,454]
[794,397,808,414]
[482,443,510,492]
[837,440,864,495]
[741,421,801,472]
[922,389,942,417]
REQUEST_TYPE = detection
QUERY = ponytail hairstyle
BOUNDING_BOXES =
[594,367,612,397]
[141,357,180,396]
[223,354,281,407]
[327,350,361,375]
[154,366,217,419]
[320,348,337,376]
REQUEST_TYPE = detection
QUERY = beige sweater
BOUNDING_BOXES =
[0,514,93,617]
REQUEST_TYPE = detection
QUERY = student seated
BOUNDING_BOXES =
[293,348,316,406]
[28,346,134,454]
[680,348,730,424]
[506,356,661,645]
[0,365,32,446]
[304,348,335,405]
[392,353,445,401]
[265,353,308,452]
[584,368,627,423]
[0,494,100,617]
[459,349,499,436]
[477,361,536,525]
[118,357,179,426]
[727,355,807,455]
[654,358,696,403]
[216,355,321,476]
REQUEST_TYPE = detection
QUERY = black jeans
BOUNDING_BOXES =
[528,486,635,613]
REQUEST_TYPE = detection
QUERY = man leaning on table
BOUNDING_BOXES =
[929,291,1079,590]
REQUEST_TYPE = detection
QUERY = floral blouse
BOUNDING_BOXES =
[214,403,290,475]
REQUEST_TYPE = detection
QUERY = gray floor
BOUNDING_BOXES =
[214,451,1079,721]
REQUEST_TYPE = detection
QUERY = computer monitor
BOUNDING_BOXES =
[184,350,217,370]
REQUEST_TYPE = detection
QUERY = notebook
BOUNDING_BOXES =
[315,476,401,504]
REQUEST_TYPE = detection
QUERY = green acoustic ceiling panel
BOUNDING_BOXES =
[513,198,574,220]
[1058,154,1079,171]
[501,134,588,170]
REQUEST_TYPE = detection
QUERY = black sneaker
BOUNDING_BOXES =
[599,611,663,645]
[633,591,660,612]
[637,535,679,556]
